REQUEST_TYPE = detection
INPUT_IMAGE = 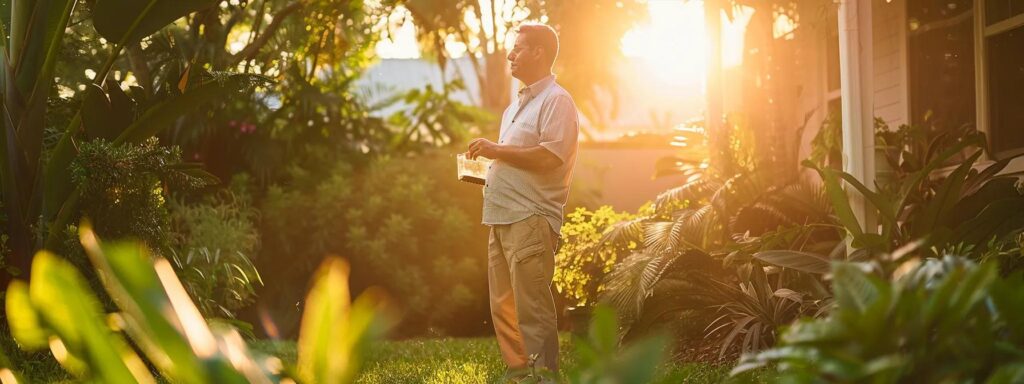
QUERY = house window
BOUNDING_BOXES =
[907,0,976,132]
[983,1,1024,156]
[985,0,1024,25]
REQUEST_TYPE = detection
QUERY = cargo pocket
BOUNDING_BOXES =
[513,241,545,264]
[512,241,546,284]
[511,217,549,283]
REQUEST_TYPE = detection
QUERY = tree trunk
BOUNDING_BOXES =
[742,4,778,170]
[704,0,728,174]
[481,50,511,118]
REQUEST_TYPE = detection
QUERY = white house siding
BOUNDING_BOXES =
[788,0,910,179]
[783,0,834,172]
[873,0,910,128]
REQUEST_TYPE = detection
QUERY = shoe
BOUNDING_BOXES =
[500,368,558,384]
[500,367,531,383]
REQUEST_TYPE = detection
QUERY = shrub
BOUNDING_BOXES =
[808,128,1024,262]
[591,123,838,360]
[169,176,259,260]
[71,138,215,252]
[555,206,640,307]
[259,152,488,336]
[168,176,262,319]
[734,256,1024,382]
[169,247,263,321]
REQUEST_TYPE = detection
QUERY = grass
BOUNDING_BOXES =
[255,335,773,384]
[8,333,773,383]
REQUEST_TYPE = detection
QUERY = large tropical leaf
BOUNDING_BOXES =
[951,198,1024,247]
[91,0,220,44]
[805,161,865,239]
[911,150,982,239]
[81,82,134,141]
[831,263,884,314]
[753,250,831,274]
[6,280,49,349]
[894,134,983,212]
[961,154,1018,197]
[113,73,270,145]
[10,0,74,96]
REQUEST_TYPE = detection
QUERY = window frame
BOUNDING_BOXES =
[975,0,1024,160]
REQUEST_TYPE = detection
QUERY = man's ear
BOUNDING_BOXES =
[531,46,545,62]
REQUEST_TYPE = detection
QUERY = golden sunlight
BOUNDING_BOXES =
[620,0,752,85]
[378,0,753,77]
[620,1,706,84]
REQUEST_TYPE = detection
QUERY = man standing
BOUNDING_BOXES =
[466,23,579,380]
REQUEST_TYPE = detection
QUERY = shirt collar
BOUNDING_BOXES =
[518,75,556,100]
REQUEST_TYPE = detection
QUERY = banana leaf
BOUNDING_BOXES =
[91,0,219,44]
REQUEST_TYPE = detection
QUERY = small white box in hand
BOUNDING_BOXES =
[457,153,493,185]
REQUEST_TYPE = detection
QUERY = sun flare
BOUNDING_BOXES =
[620,0,751,85]
[620,1,706,84]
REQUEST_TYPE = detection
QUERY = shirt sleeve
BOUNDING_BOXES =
[537,94,579,164]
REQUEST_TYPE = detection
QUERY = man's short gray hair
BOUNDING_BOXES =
[516,23,559,66]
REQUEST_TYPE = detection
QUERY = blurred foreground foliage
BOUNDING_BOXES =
[3,224,389,383]
[735,255,1024,383]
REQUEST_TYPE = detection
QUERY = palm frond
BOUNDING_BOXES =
[643,220,680,255]
[618,251,728,340]
[682,205,718,250]
[643,208,709,254]
[654,176,719,211]
[768,182,833,222]
[600,251,681,332]
[597,215,649,249]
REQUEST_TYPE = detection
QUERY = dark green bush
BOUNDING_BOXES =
[734,256,1024,382]
[169,176,259,260]
[259,151,489,336]
[168,176,262,320]
[71,138,214,252]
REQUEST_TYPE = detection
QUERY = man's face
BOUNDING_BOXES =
[507,34,540,80]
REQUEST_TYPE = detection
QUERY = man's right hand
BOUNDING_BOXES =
[467,138,501,160]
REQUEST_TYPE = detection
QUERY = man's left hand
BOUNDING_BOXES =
[467,138,501,160]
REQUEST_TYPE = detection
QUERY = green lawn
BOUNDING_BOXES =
[10,334,773,383]
[256,335,773,384]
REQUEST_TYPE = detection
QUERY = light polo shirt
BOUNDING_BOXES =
[482,75,579,234]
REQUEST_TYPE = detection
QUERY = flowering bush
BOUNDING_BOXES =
[555,206,643,307]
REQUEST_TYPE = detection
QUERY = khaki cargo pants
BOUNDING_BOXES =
[488,214,559,372]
